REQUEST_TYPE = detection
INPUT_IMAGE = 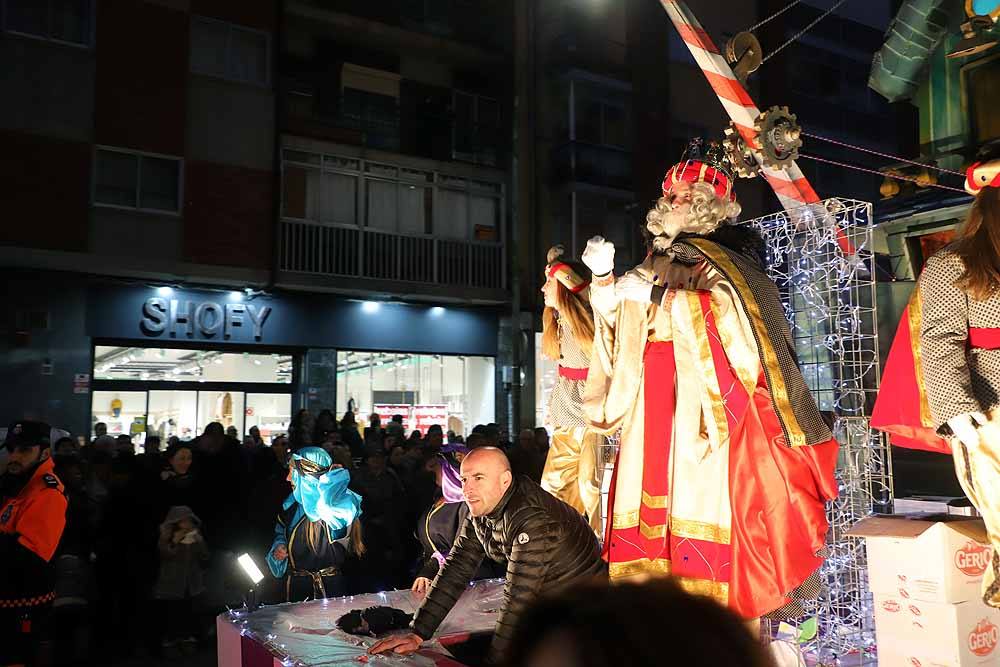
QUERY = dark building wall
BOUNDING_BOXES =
[184,160,274,269]
[94,0,189,156]
[0,131,91,252]
[0,274,93,436]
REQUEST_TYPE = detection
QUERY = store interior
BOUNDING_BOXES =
[335,351,495,436]
[91,346,293,446]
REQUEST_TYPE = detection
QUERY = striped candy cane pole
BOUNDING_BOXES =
[658,0,856,255]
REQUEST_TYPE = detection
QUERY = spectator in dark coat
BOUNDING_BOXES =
[339,411,364,460]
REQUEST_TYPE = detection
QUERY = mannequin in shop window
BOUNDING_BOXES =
[538,245,603,534]
[266,447,364,601]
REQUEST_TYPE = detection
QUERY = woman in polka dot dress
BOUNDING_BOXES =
[538,245,603,534]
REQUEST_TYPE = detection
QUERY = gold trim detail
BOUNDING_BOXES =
[907,287,935,428]
[640,519,668,540]
[641,490,669,509]
[608,558,672,579]
[612,510,639,529]
[687,238,806,447]
[686,291,730,445]
[676,576,730,604]
[671,518,731,544]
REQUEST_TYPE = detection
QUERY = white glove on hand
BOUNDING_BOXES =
[582,236,615,276]
[948,412,988,448]
[615,273,654,303]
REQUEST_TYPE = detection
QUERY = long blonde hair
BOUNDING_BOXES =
[953,187,1000,301]
[542,280,595,361]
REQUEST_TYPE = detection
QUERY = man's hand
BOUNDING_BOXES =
[411,577,432,597]
[271,544,288,561]
[368,633,423,656]
[582,236,615,276]
[615,273,654,303]
[949,412,989,448]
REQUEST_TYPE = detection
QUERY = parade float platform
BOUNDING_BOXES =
[218,579,504,667]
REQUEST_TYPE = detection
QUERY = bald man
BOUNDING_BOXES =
[369,447,605,664]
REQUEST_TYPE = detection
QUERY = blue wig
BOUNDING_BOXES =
[289,447,362,532]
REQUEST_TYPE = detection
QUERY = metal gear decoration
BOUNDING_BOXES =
[724,31,763,85]
[755,106,803,170]
[722,123,761,179]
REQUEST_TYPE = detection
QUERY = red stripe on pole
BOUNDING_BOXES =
[703,70,756,107]
[764,173,819,204]
[675,23,721,53]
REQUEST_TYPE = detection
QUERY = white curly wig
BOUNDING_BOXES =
[645,181,742,253]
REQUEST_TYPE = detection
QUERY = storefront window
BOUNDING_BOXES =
[92,345,294,445]
[197,391,245,436]
[94,346,292,383]
[336,351,495,436]
[148,390,197,443]
[246,394,292,444]
[92,391,148,442]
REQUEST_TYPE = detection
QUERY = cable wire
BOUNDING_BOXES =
[762,0,850,63]
[747,0,804,33]
[802,131,967,176]
[798,153,970,194]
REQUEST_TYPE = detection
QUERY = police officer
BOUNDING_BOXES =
[1,421,67,667]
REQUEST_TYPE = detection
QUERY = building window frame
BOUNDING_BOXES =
[280,148,504,242]
[961,52,1000,146]
[92,146,184,216]
[1,0,94,48]
[452,90,500,167]
[189,15,271,88]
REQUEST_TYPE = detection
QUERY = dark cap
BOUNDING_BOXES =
[4,420,51,450]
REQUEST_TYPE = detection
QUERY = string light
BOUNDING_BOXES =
[750,197,890,663]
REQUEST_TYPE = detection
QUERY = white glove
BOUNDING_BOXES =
[582,236,615,276]
[948,412,988,448]
[615,273,654,303]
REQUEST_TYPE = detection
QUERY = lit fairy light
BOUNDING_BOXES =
[747,197,891,664]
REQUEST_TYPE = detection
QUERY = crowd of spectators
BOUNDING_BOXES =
[30,410,552,663]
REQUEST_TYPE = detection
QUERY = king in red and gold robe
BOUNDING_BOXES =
[584,235,839,619]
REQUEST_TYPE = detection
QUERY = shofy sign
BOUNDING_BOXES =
[141,298,271,340]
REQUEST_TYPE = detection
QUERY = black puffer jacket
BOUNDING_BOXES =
[411,475,605,663]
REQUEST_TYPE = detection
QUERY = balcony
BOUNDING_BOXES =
[284,84,401,151]
[280,222,505,291]
[551,141,633,191]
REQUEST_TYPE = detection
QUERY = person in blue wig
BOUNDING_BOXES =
[266,447,363,601]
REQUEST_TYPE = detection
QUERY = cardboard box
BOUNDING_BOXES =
[873,593,1000,666]
[848,515,992,604]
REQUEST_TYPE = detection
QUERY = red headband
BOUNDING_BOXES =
[546,262,589,293]
[662,160,736,202]
[966,160,1000,196]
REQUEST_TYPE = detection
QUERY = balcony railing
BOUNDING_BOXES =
[551,141,633,191]
[280,220,505,291]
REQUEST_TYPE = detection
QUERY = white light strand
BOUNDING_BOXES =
[750,198,891,664]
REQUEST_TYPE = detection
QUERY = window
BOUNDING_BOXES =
[574,192,636,269]
[966,55,1000,144]
[336,351,495,436]
[435,176,501,240]
[572,81,631,149]
[343,88,401,151]
[94,148,182,213]
[281,150,502,239]
[453,91,500,166]
[365,164,433,234]
[190,16,269,86]
[2,0,91,46]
